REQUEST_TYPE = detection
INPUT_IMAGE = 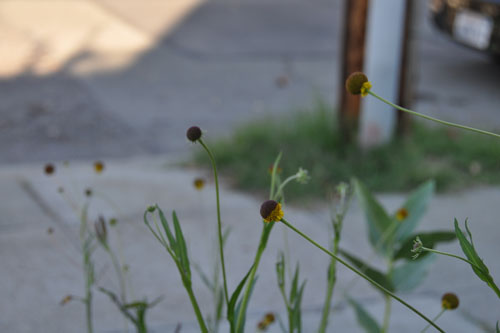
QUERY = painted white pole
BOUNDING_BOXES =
[359,0,407,148]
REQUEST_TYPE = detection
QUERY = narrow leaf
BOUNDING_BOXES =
[228,265,254,322]
[354,179,393,253]
[339,249,394,292]
[347,297,381,333]
[173,211,191,278]
[455,220,500,298]
[158,207,177,252]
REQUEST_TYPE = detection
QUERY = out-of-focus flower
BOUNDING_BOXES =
[395,208,409,221]
[85,188,93,197]
[295,168,310,184]
[193,177,205,190]
[441,293,459,310]
[94,161,105,174]
[44,164,55,175]
[60,295,73,306]
[346,72,369,95]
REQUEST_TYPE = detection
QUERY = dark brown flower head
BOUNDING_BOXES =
[186,126,202,142]
[260,200,284,222]
[47,227,54,235]
[441,293,459,310]
[94,161,105,174]
[85,188,93,197]
[345,72,369,95]
[44,164,55,175]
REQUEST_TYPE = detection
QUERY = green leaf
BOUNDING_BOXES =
[172,211,191,279]
[455,220,500,298]
[347,297,381,333]
[339,249,394,292]
[291,281,306,333]
[354,179,393,253]
[391,254,435,292]
[496,321,499,333]
[234,277,257,333]
[394,231,456,261]
[394,180,435,242]
[227,265,254,324]
[157,207,177,253]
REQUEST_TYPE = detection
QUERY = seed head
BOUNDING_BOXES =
[411,236,424,260]
[345,72,369,95]
[441,293,459,310]
[260,200,284,223]
[186,126,202,142]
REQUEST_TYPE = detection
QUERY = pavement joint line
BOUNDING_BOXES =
[17,177,81,253]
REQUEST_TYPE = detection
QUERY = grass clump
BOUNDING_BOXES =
[193,101,500,202]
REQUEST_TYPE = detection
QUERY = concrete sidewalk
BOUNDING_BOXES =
[1,156,498,332]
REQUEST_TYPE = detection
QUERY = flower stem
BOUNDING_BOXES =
[368,90,500,140]
[185,282,209,333]
[318,228,340,333]
[199,139,230,306]
[421,247,486,273]
[421,308,446,333]
[280,218,444,333]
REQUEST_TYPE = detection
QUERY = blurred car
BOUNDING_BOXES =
[429,0,500,58]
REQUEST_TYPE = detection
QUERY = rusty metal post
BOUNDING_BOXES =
[339,0,369,144]
[396,0,416,137]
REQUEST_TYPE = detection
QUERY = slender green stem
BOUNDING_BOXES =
[185,282,209,333]
[199,139,229,306]
[107,248,127,303]
[421,308,446,333]
[369,91,500,139]
[280,218,445,333]
[85,290,92,333]
[422,247,486,273]
[236,224,273,331]
[318,231,340,333]
[382,294,392,333]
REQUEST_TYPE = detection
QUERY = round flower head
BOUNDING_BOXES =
[186,126,202,142]
[441,293,459,310]
[94,161,105,174]
[260,200,284,223]
[44,163,55,175]
[345,72,369,95]
[264,312,275,324]
[395,208,409,221]
[193,177,205,190]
